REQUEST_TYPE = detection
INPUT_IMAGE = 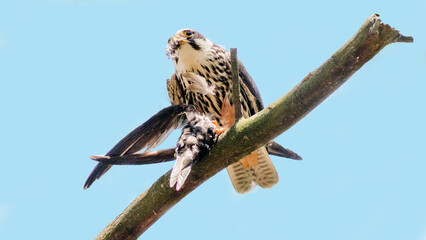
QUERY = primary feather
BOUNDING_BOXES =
[84,105,196,189]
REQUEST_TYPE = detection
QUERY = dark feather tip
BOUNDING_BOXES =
[267,141,303,160]
[90,155,109,161]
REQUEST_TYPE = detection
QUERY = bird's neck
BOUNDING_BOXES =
[173,40,215,74]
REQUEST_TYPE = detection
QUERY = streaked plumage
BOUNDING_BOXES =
[83,29,301,190]
[166,29,279,193]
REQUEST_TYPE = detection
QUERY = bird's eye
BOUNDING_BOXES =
[183,30,193,38]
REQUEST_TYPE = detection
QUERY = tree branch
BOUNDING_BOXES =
[94,14,413,240]
[230,48,242,120]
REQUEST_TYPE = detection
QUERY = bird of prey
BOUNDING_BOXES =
[83,29,301,191]
[166,29,300,194]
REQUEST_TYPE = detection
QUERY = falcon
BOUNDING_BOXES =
[166,29,299,194]
[83,29,301,191]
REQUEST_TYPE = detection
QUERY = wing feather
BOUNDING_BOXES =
[84,104,196,189]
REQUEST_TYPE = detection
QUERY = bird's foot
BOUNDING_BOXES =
[215,127,225,135]
[211,120,225,135]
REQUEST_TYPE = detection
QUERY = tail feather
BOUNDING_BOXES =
[267,141,302,160]
[170,152,195,191]
[226,146,279,194]
[170,164,192,191]
[226,161,254,194]
[253,147,279,189]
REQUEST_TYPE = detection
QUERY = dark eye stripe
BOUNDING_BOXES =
[189,41,201,50]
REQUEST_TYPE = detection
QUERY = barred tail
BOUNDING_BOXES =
[226,147,279,194]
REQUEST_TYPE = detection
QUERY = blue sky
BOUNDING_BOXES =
[1,0,425,239]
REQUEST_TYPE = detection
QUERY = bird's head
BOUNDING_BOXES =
[166,29,212,61]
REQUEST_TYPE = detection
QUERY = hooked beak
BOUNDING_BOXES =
[168,36,188,50]
[166,35,189,59]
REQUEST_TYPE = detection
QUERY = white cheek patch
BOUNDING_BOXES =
[172,38,214,72]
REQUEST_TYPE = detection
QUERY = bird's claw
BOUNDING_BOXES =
[214,127,225,135]
[211,120,225,135]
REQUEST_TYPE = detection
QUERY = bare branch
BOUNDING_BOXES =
[230,48,242,120]
[95,14,413,240]
[393,34,414,43]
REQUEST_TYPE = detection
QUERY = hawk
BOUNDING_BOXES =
[83,29,300,191]
[166,29,297,194]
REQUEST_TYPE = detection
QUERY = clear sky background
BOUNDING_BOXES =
[1,0,425,239]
